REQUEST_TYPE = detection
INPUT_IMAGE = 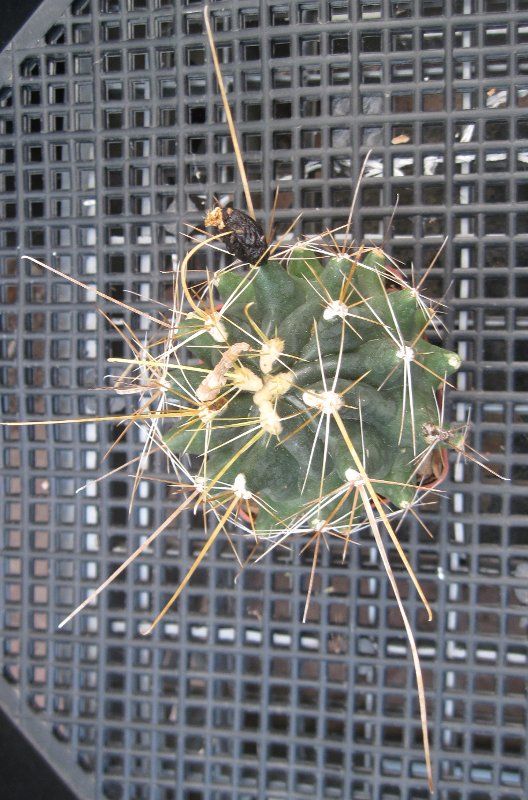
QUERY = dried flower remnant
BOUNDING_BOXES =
[205,206,268,263]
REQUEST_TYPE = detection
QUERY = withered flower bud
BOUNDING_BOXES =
[205,206,267,264]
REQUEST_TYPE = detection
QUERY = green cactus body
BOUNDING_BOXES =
[166,245,460,535]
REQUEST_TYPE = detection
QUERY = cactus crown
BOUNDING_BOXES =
[165,209,461,539]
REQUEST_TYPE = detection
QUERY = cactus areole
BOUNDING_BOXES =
[165,208,461,537]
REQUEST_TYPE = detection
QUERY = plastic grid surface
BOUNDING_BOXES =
[1,0,527,798]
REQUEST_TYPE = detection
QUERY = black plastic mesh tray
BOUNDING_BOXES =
[1,1,527,798]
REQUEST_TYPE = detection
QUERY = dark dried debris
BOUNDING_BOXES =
[205,206,268,264]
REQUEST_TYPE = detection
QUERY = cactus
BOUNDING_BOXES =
[165,209,461,540]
